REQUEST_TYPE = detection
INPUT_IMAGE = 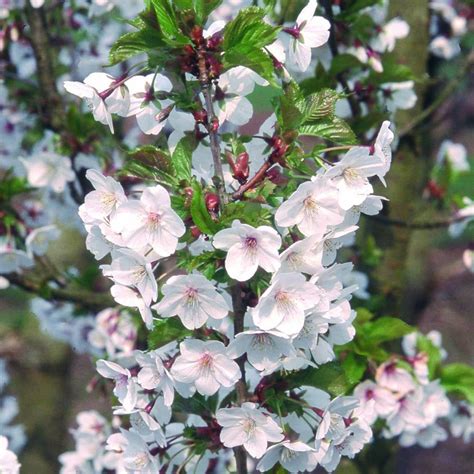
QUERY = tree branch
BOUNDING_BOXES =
[231,159,274,201]
[7,273,115,310]
[24,2,65,131]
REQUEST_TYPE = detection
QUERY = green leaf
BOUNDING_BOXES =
[342,352,367,385]
[171,135,197,182]
[109,28,166,65]
[192,0,223,23]
[190,182,218,235]
[222,7,279,81]
[150,0,191,46]
[299,117,357,145]
[441,363,474,404]
[361,317,415,345]
[148,317,191,348]
[288,362,354,396]
[219,202,272,228]
[278,81,305,131]
[302,88,341,122]
[121,145,178,185]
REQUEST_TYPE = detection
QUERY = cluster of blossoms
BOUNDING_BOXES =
[429,0,470,59]
[0,0,472,473]
[0,359,25,454]
[356,331,474,448]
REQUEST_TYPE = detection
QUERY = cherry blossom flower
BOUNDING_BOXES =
[102,249,157,306]
[96,360,138,412]
[0,436,20,474]
[135,350,175,406]
[437,140,469,172]
[257,440,323,472]
[449,402,474,443]
[153,273,230,330]
[110,284,154,329]
[110,185,185,257]
[251,272,321,335]
[213,220,281,281]
[214,66,268,126]
[119,429,160,472]
[227,329,294,372]
[81,169,127,221]
[216,403,284,459]
[370,17,409,53]
[171,339,241,396]
[25,225,60,256]
[325,147,385,210]
[379,81,417,113]
[354,380,397,424]
[64,72,130,133]
[278,235,323,275]
[125,73,173,135]
[275,176,344,238]
[22,151,75,192]
[283,0,330,72]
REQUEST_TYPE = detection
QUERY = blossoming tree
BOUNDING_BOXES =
[0,0,473,473]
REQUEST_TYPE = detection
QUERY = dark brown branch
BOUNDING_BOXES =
[24,3,65,131]
[8,273,115,310]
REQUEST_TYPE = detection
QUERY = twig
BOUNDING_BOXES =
[7,272,115,310]
[197,49,227,209]
[398,51,474,138]
[231,160,274,201]
[230,283,249,474]
[367,213,467,230]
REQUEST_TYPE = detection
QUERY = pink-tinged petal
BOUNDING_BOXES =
[225,243,259,281]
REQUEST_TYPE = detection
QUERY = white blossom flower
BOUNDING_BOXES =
[275,176,344,238]
[135,350,175,406]
[379,81,417,113]
[370,17,409,53]
[214,66,268,126]
[354,380,398,424]
[81,169,127,220]
[399,423,448,448]
[437,140,469,172]
[171,339,241,396]
[64,72,130,133]
[227,329,294,372]
[375,361,415,395]
[325,147,385,210]
[463,249,474,273]
[251,272,321,335]
[153,273,229,329]
[257,440,322,472]
[450,402,474,443]
[213,220,281,281]
[96,360,138,412]
[119,429,160,472]
[0,436,20,474]
[216,403,284,459]
[110,284,154,329]
[278,235,323,275]
[110,185,185,257]
[283,0,331,72]
[22,151,75,192]
[429,36,460,59]
[102,249,157,306]
[25,225,60,256]
[125,73,173,135]
[0,243,34,274]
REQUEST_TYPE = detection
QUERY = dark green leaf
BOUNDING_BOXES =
[171,135,197,182]
[150,0,191,46]
[148,317,191,348]
[190,182,218,235]
[302,88,341,122]
[109,28,166,65]
[342,352,367,385]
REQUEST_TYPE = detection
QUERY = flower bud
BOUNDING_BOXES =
[205,193,220,212]
[192,108,208,124]
[233,152,249,184]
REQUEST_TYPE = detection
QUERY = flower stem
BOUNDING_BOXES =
[197,49,227,209]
